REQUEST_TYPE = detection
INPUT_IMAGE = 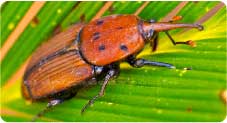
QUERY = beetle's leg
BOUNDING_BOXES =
[81,67,119,114]
[165,31,196,47]
[32,90,77,121]
[32,99,63,121]
[151,33,159,52]
[127,56,175,69]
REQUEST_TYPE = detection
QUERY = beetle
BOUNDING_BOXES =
[22,14,203,120]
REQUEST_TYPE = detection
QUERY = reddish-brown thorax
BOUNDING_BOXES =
[80,15,144,66]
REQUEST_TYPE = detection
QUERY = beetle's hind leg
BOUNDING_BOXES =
[81,65,119,114]
[32,90,77,121]
[32,99,63,121]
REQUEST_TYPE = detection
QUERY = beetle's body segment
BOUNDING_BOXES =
[22,14,203,119]
[80,15,144,66]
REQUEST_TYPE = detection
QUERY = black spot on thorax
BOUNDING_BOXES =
[116,27,123,30]
[120,44,128,52]
[93,32,100,40]
[98,44,105,51]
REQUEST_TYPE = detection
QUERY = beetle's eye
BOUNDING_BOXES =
[148,19,156,23]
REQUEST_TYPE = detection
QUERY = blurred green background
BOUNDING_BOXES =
[0,1,226,122]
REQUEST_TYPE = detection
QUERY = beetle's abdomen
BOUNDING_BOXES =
[23,50,93,99]
[80,15,144,66]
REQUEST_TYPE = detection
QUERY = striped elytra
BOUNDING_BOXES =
[22,23,94,99]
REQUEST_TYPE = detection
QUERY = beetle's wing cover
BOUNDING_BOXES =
[23,50,93,99]
[80,15,144,66]
[22,23,95,99]
[26,23,85,71]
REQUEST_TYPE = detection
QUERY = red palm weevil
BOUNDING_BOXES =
[22,15,203,120]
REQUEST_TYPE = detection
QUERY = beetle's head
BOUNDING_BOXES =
[140,20,204,51]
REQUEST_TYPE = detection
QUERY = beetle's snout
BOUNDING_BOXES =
[142,22,204,32]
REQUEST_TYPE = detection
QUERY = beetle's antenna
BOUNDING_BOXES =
[31,99,62,121]
[164,31,197,47]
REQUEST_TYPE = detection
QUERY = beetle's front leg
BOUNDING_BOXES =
[127,56,175,69]
[81,65,119,114]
